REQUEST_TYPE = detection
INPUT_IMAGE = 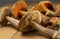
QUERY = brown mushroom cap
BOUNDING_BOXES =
[49,17,58,26]
[12,1,27,19]
[32,1,54,15]
[18,10,42,32]
[54,4,60,11]
[0,7,12,25]
[55,9,60,17]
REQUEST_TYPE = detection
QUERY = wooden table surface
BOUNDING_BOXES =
[0,26,49,39]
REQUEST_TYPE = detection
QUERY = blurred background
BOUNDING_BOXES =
[0,0,60,7]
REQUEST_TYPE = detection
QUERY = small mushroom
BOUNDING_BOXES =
[31,1,54,15]
[12,1,27,19]
[0,7,12,25]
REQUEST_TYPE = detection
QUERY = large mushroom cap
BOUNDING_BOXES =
[18,10,42,32]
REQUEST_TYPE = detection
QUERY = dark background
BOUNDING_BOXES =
[0,0,60,7]
[0,0,17,6]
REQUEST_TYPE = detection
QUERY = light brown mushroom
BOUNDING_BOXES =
[6,15,59,39]
[31,1,54,15]
[6,10,42,32]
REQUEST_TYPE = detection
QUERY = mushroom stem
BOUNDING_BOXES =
[19,11,27,16]
[6,16,19,28]
[46,10,55,16]
[30,21,58,39]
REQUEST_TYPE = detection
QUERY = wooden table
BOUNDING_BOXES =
[0,26,49,39]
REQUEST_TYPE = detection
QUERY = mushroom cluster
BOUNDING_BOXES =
[0,1,60,39]
[31,1,60,30]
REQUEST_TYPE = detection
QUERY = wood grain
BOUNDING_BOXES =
[0,26,17,39]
